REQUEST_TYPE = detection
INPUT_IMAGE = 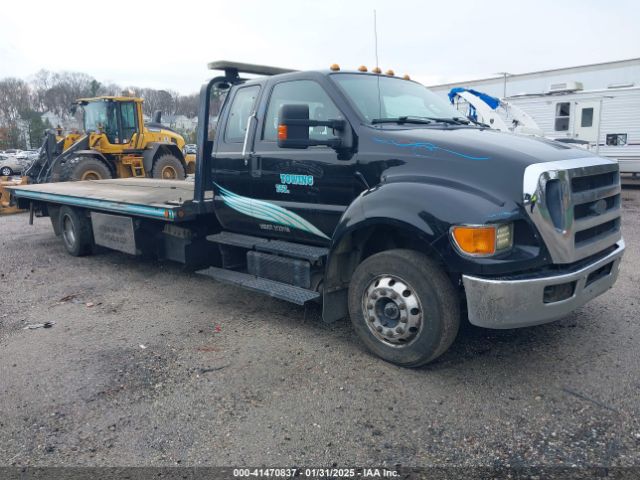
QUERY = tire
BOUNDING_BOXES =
[151,154,186,180]
[58,206,94,256]
[1,166,13,176]
[60,156,112,182]
[348,249,460,367]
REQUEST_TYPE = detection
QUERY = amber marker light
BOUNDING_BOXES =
[277,125,288,140]
[451,225,497,256]
[330,64,340,71]
[358,65,368,72]
[372,67,382,74]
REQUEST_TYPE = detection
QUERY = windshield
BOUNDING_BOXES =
[331,73,464,123]
[82,101,117,135]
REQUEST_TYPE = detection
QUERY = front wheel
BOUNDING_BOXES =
[1,166,13,176]
[59,156,112,181]
[348,249,460,367]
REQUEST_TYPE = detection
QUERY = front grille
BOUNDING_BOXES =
[575,218,620,245]
[571,170,618,192]
[523,158,622,264]
[574,194,620,220]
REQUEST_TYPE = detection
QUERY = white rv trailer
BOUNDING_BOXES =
[505,85,640,173]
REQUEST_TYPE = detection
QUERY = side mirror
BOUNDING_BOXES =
[69,104,77,116]
[152,110,162,123]
[277,104,346,150]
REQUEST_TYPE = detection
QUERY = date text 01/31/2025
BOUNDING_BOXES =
[232,467,399,477]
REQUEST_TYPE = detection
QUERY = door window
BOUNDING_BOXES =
[224,86,260,143]
[120,102,137,143]
[263,80,342,142]
[554,102,570,131]
[580,107,594,127]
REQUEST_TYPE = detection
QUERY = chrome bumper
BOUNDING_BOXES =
[462,239,625,329]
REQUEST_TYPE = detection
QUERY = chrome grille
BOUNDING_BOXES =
[523,157,622,264]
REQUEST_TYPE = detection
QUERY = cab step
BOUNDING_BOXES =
[196,267,320,305]
[207,232,328,262]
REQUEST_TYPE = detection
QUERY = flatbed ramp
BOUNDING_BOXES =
[9,178,212,221]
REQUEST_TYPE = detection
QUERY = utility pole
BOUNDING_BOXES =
[495,72,511,98]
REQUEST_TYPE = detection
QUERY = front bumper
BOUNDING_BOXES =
[462,239,625,329]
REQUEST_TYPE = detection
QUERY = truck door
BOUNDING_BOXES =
[251,79,357,245]
[574,100,601,145]
[211,85,261,233]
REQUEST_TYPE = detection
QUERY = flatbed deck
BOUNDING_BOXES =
[9,178,213,221]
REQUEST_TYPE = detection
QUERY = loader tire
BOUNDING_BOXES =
[151,154,185,180]
[59,206,93,256]
[60,156,112,182]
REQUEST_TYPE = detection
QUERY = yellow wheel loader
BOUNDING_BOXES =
[1,96,196,213]
[28,96,195,183]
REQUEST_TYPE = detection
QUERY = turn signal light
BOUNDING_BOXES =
[277,124,288,140]
[451,224,513,256]
[451,226,497,256]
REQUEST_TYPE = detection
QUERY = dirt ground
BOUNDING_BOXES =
[0,186,639,469]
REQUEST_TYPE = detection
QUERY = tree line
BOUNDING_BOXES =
[0,70,202,149]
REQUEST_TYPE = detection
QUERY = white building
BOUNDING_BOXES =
[429,58,640,99]
[429,58,640,172]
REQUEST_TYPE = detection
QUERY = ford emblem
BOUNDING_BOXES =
[591,199,607,215]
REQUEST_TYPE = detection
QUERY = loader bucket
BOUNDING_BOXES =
[0,176,28,215]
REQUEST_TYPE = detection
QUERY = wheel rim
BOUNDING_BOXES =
[1,167,11,176]
[80,170,101,180]
[161,165,178,179]
[62,215,76,247]
[362,275,423,347]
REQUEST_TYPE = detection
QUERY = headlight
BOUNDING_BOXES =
[451,223,513,257]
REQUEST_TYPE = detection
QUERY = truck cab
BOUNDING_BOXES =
[9,61,625,367]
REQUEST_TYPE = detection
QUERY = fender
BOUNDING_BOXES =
[321,180,510,323]
[143,142,186,173]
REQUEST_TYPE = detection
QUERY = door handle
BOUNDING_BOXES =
[242,114,258,165]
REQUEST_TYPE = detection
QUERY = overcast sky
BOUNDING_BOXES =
[1,0,638,94]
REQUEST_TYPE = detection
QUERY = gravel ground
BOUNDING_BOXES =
[0,186,639,470]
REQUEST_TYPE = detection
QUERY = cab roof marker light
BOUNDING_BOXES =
[358,65,368,72]
[330,64,340,71]
[403,74,411,80]
[386,69,395,76]
[372,67,382,74]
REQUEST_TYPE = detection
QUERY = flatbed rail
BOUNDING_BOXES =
[8,178,213,221]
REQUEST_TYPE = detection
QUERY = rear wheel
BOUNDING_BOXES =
[1,166,13,176]
[151,154,185,180]
[58,206,93,256]
[348,249,460,367]
[60,156,112,182]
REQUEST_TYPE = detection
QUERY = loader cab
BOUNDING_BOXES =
[76,97,142,146]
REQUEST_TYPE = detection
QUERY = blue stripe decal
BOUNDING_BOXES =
[213,182,329,240]
[373,137,490,160]
[11,190,173,219]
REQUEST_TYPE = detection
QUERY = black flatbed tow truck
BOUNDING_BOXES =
[8,61,625,366]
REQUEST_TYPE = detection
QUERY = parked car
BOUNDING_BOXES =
[182,144,197,155]
[0,156,23,176]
